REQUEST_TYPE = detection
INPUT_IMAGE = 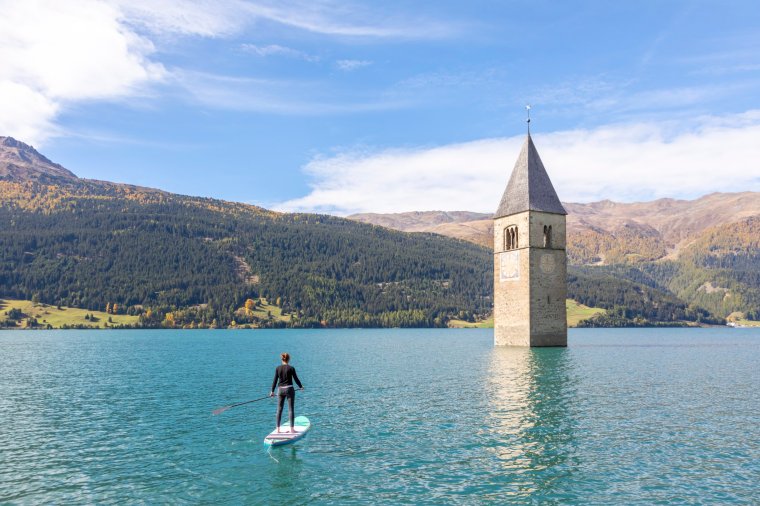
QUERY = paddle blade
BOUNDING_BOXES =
[212,406,230,416]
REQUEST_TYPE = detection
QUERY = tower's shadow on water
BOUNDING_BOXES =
[478,346,579,500]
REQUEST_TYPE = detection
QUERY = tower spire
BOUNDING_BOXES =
[494,134,566,218]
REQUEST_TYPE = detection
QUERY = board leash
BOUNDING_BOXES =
[266,446,280,464]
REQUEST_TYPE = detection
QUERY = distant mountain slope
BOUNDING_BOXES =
[348,192,760,264]
[565,192,760,244]
[0,137,492,328]
[429,219,492,248]
[350,211,493,247]
[350,211,490,231]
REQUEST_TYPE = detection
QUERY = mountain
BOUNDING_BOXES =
[351,211,493,248]
[349,211,490,232]
[0,137,492,329]
[564,193,760,263]
[0,137,78,184]
[348,194,760,321]
[349,193,760,262]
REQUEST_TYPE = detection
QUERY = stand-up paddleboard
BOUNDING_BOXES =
[264,416,311,447]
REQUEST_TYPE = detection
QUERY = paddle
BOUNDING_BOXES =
[212,388,305,416]
[212,395,271,416]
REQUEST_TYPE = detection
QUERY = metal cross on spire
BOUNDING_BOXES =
[526,104,531,135]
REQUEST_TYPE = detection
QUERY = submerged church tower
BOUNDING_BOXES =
[493,133,567,347]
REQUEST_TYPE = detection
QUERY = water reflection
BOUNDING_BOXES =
[266,446,306,498]
[482,346,578,500]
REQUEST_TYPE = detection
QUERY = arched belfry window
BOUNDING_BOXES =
[504,225,519,251]
[543,225,552,248]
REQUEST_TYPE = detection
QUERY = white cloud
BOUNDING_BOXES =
[112,0,251,37]
[114,0,454,39]
[335,59,373,71]
[0,0,451,145]
[0,82,60,143]
[242,1,455,38]
[174,70,408,114]
[0,0,166,144]
[241,43,319,61]
[275,111,760,214]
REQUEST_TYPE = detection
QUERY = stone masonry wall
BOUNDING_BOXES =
[494,211,531,346]
[494,211,567,347]
[529,212,567,346]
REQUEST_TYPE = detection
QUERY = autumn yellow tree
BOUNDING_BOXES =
[245,299,256,313]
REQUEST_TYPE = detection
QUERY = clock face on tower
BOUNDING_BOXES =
[539,253,555,274]
[499,251,520,281]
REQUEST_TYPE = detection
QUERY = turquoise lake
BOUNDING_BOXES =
[1,328,758,504]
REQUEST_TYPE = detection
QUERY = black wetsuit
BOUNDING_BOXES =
[271,364,303,428]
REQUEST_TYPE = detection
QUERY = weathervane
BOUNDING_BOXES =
[526,104,531,135]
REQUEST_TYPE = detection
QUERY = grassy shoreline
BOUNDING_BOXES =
[447,300,607,328]
[3,297,753,330]
[1,299,139,329]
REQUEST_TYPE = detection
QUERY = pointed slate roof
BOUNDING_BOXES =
[495,134,567,218]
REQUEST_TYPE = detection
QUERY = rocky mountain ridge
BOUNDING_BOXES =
[0,137,79,184]
[349,192,760,264]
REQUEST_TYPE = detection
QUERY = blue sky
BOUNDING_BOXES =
[2,0,759,213]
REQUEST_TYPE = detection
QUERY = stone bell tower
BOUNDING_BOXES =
[493,133,567,347]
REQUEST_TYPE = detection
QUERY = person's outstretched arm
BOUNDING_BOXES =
[293,368,303,389]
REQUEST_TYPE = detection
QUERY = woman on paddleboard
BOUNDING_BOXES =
[270,352,304,433]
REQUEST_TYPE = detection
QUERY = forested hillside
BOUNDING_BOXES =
[561,217,760,323]
[0,177,492,328]
[641,217,760,319]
